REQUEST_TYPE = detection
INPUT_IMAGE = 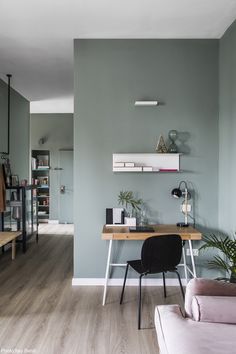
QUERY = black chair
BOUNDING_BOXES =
[120,234,185,329]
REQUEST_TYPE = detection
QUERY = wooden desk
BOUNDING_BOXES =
[102,224,202,305]
[0,231,22,260]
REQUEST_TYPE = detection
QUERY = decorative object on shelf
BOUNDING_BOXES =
[113,167,142,172]
[168,130,178,153]
[124,216,136,226]
[118,191,143,213]
[118,191,143,226]
[11,175,19,186]
[139,209,149,226]
[142,166,153,172]
[171,180,192,227]
[125,162,135,167]
[114,162,125,168]
[11,191,21,220]
[156,135,168,153]
[37,155,49,167]
[134,100,159,106]
[20,179,28,186]
[2,158,11,187]
[106,208,124,225]
[200,233,236,283]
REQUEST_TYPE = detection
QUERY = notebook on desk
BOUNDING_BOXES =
[129,226,155,233]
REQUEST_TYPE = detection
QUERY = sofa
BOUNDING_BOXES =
[155,278,236,354]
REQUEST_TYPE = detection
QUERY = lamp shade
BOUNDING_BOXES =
[171,188,182,198]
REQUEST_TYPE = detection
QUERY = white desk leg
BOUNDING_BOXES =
[102,240,113,306]
[182,243,188,285]
[188,240,196,277]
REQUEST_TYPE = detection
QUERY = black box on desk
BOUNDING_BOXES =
[106,208,124,225]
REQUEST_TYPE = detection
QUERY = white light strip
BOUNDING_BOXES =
[134,100,159,106]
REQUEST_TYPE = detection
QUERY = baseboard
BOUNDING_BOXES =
[48,219,59,224]
[72,278,187,286]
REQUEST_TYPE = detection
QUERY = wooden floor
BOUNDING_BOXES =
[0,225,184,354]
[38,223,74,235]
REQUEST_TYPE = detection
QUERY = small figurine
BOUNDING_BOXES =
[156,135,168,153]
[168,130,178,153]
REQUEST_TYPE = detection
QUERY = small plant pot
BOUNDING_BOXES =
[124,217,136,226]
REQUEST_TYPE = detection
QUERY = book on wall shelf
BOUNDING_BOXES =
[31,150,50,223]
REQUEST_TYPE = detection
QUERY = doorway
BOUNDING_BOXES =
[30,113,74,232]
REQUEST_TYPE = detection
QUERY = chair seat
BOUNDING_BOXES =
[127,259,177,275]
[127,260,145,274]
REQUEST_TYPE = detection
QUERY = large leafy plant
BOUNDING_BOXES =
[200,233,236,283]
[118,191,143,217]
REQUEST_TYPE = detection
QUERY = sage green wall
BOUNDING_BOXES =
[0,78,30,180]
[74,39,219,278]
[219,21,236,235]
[30,113,73,220]
[0,79,8,153]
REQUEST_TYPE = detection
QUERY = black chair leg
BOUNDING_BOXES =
[138,274,143,330]
[174,270,185,300]
[162,272,167,298]
[120,264,129,304]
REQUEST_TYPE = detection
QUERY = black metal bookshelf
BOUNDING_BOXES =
[0,185,38,252]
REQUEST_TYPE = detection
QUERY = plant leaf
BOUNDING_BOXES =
[200,233,236,273]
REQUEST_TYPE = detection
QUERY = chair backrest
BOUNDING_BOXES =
[141,234,182,273]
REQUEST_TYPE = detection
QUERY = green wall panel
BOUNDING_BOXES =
[74,39,219,278]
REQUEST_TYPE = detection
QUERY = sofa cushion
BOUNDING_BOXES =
[185,278,236,318]
[155,305,236,354]
[192,295,236,324]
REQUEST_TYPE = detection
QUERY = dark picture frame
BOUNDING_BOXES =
[2,160,11,187]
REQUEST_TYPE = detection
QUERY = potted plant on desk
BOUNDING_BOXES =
[118,191,143,226]
[200,233,236,283]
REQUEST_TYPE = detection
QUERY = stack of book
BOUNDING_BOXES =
[113,162,142,172]
[113,162,153,172]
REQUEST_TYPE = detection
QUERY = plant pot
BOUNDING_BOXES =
[124,217,136,226]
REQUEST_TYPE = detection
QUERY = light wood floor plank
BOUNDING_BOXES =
[0,226,183,354]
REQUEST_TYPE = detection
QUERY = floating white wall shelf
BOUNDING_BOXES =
[113,153,180,172]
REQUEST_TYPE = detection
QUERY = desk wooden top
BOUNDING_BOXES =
[102,224,202,241]
[0,231,22,247]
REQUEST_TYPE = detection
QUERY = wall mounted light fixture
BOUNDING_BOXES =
[134,100,159,106]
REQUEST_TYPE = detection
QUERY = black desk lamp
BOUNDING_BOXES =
[171,181,191,227]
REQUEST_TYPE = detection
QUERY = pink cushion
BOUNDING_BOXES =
[185,278,236,318]
[192,295,236,324]
[155,305,236,354]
